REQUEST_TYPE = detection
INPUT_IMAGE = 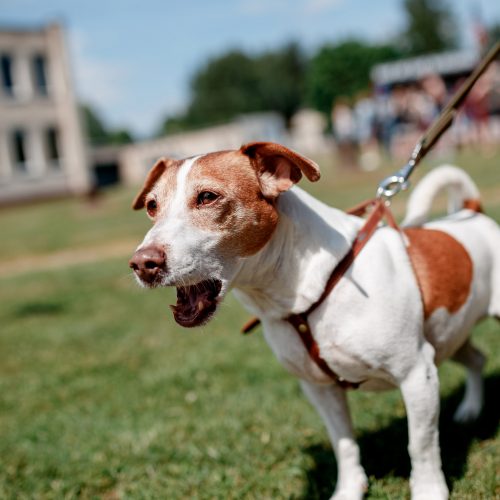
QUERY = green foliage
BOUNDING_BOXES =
[81,104,108,145]
[81,104,133,146]
[156,2,470,138]
[157,43,307,135]
[107,129,133,145]
[307,41,401,114]
[400,0,458,55]
[255,42,307,124]
[160,114,195,135]
[187,50,262,126]
[156,0,464,133]
[158,40,400,135]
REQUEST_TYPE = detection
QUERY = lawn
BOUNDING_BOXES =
[0,148,499,499]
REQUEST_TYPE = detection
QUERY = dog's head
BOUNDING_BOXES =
[129,142,320,327]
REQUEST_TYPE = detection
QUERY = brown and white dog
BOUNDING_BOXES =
[129,143,500,500]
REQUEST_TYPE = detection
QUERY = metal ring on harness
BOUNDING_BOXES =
[376,173,408,199]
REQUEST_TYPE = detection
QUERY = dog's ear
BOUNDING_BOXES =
[240,142,320,198]
[132,157,172,210]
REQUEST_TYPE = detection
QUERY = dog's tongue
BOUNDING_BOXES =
[170,280,221,328]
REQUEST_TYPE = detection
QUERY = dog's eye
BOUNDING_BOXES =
[197,191,219,206]
[146,199,158,217]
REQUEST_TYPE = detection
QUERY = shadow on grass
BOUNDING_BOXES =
[300,373,500,499]
[13,299,68,317]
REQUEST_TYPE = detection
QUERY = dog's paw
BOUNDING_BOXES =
[453,399,482,424]
[330,470,368,500]
[411,485,449,500]
[330,489,365,500]
[410,474,449,500]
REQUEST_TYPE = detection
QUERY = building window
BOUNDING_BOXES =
[45,127,60,168]
[32,54,48,96]
[1,54,14,96]
[11,129,28,172]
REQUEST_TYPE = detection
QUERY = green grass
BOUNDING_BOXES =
[0,187,147,261]
[0,149,499,499]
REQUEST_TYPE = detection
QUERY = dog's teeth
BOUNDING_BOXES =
[198,301,204,311]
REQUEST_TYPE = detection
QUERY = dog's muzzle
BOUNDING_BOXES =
[129,245,166,286]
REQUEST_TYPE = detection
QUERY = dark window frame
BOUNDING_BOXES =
[11,129,29,173]
[32,53,48,96]
[1,53,14,97]
[45,126,61,168]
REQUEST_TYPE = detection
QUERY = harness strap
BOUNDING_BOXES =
[300,199,396,319]
[286,312,358,389]
[242,198,399,388]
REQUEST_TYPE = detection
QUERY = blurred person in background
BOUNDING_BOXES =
[353,90,381,171]
[462,64,496,154]
[488,61,500,143]
[331,97,358,169]
[420,73,449,119]
[387,84,429,159]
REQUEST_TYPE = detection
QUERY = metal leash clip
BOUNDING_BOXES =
[376,142,422,200]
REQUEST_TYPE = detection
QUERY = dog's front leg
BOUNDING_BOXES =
[399,342,449,500]
[300,380,368,500]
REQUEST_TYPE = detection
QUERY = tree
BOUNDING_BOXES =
[107,129,133,145]
[80,104,133,146]
[400,0,458,55]
[255,42,307,123]
[157,43,307,135]
[81,104,109,145]
[307,40,401,115]
[160,114,193,135]
[185,50,262,127]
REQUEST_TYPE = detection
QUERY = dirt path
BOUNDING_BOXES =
[0,240,136,278]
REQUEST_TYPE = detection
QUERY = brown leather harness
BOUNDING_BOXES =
[241,198,400,389]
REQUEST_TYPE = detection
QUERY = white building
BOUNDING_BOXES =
[119,113,287,185]
[371,49,479,87]
[0,23,90,204]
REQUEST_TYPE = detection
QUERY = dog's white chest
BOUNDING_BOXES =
[260,317,334,383]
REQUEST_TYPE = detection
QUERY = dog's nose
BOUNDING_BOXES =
[129,245,166,283]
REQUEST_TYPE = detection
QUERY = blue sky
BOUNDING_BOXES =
[1,0,499,136]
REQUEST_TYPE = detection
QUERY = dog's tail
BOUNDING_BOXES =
[402,165,482,227]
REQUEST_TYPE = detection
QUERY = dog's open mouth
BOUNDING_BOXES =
[170,279,222,328]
